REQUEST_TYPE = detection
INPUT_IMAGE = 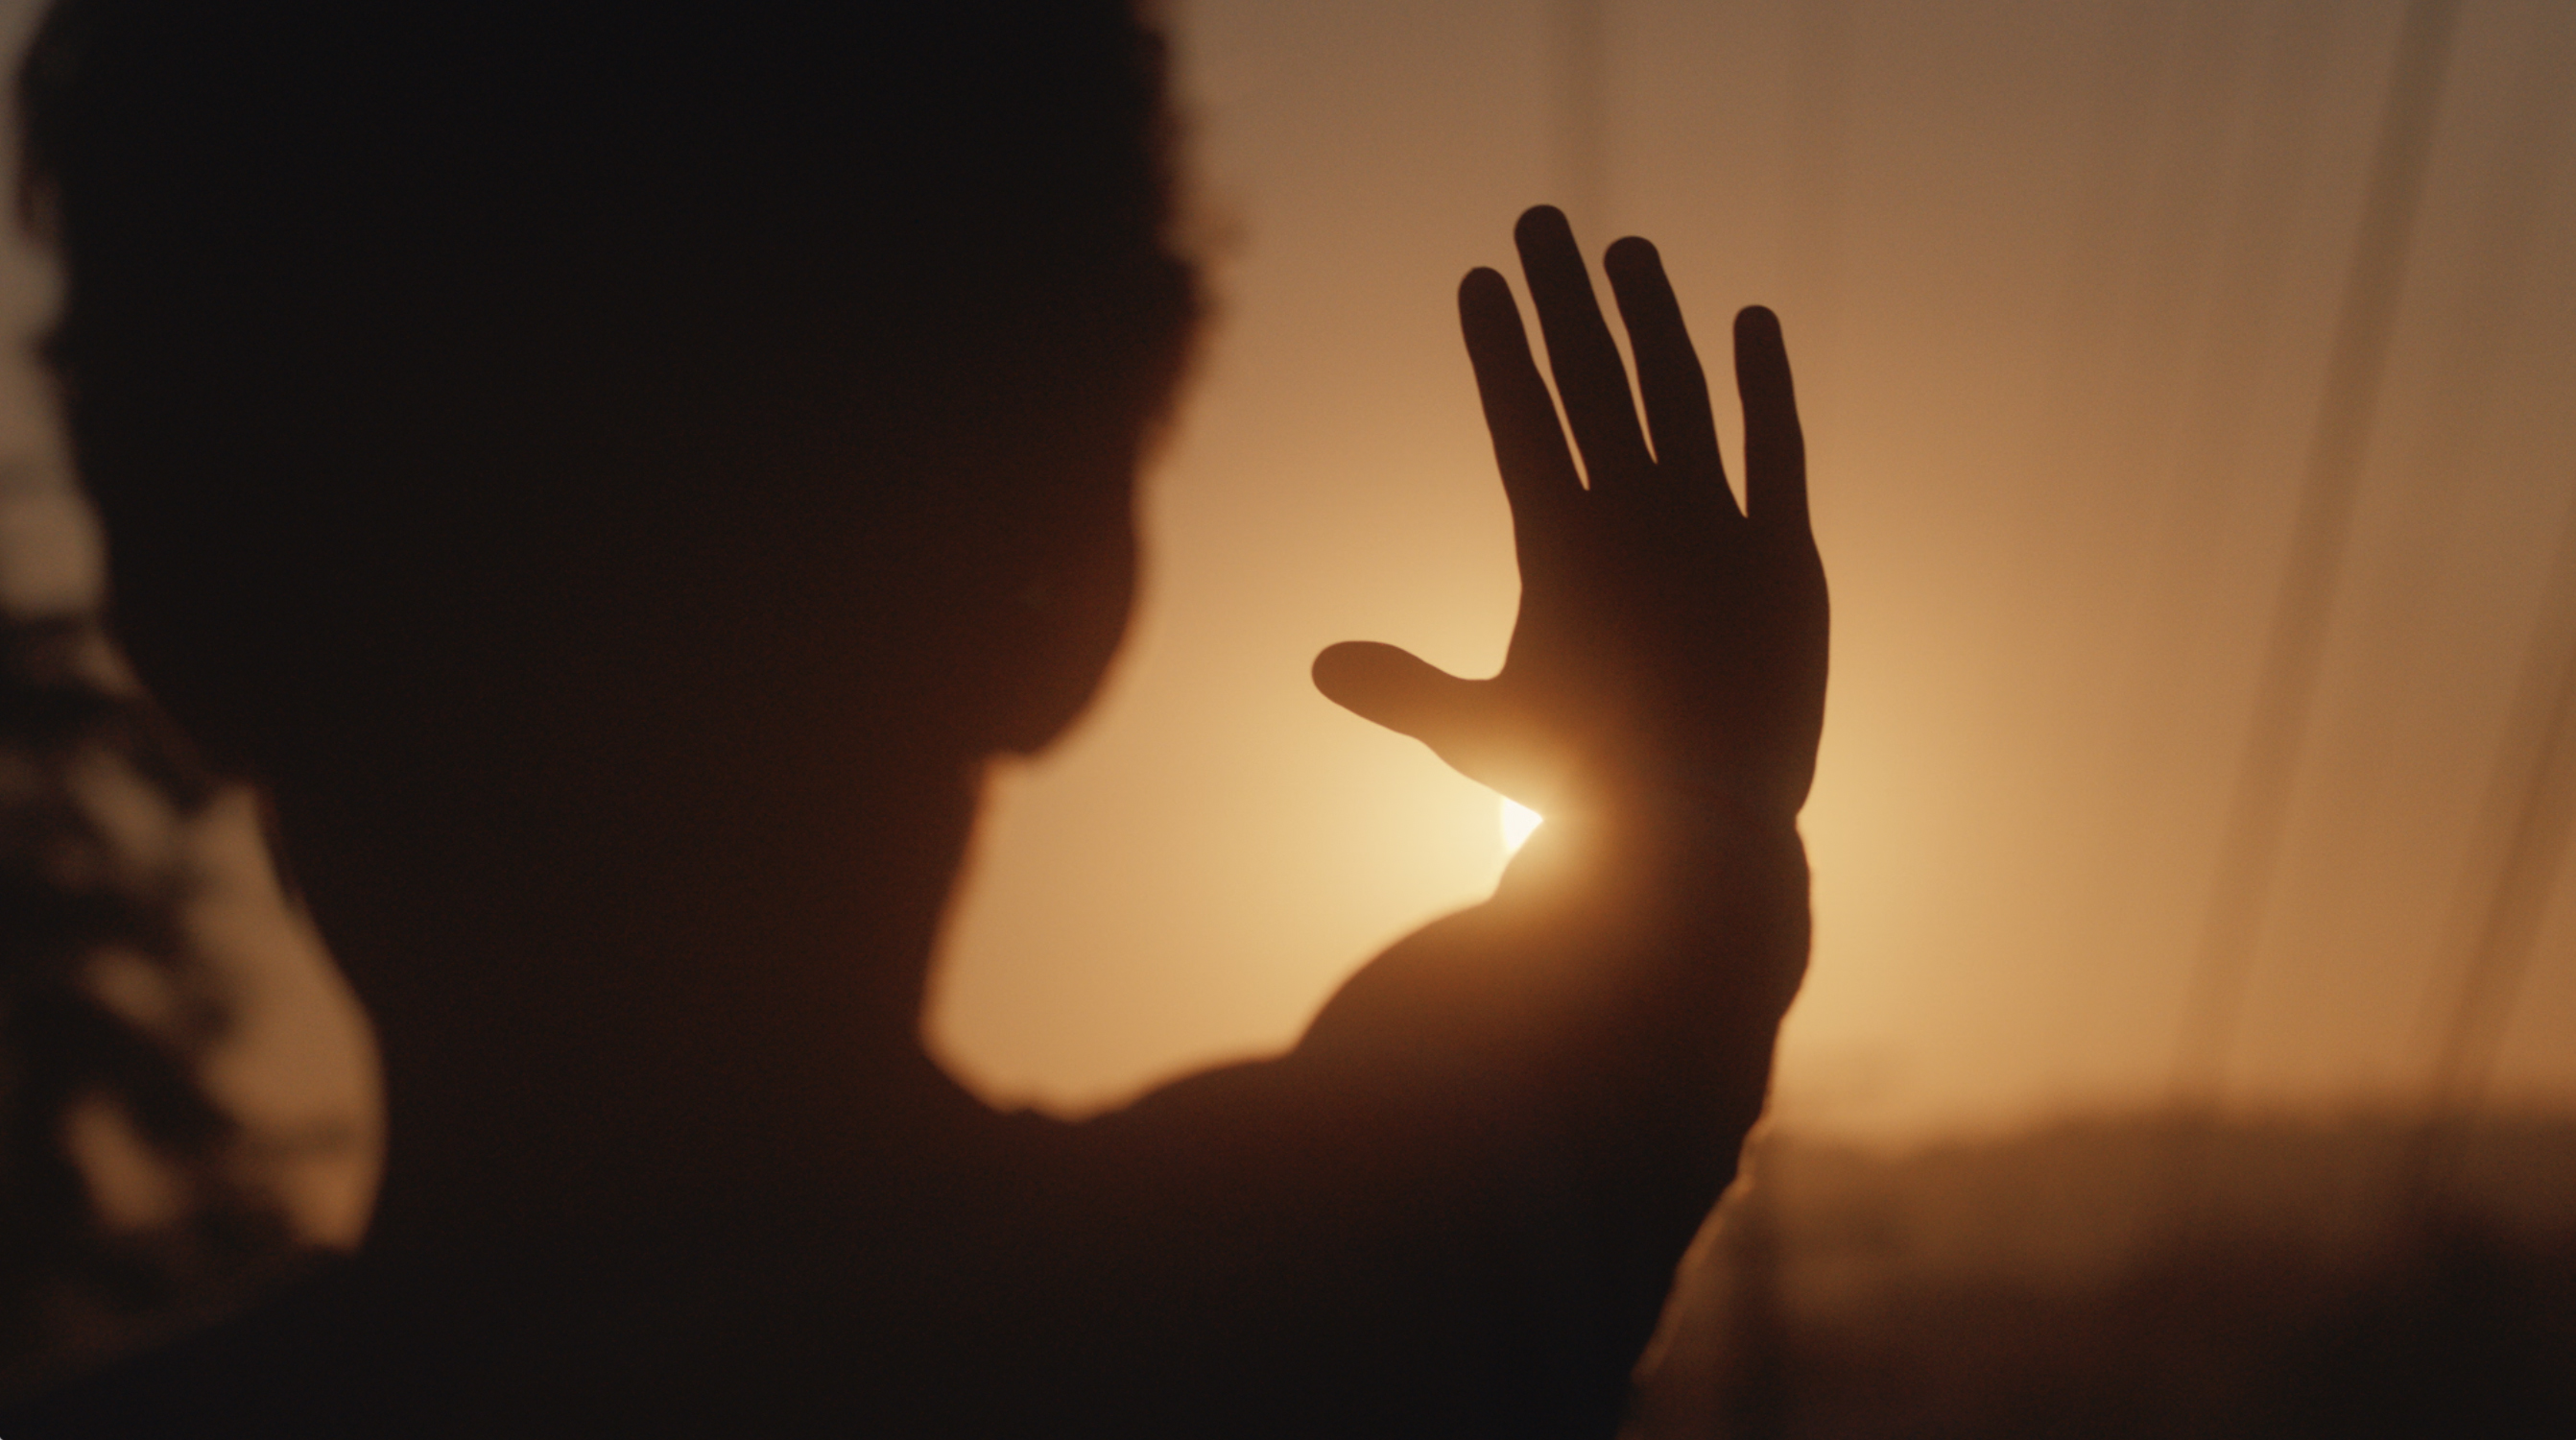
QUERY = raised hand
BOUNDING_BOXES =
[1313,206,1825,831]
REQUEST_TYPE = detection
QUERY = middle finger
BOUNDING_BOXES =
[1515,205,1654,493]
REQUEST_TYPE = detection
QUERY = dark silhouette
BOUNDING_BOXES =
[1,2,1824,1434]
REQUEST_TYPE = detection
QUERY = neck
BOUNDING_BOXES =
[268,731,990,1268]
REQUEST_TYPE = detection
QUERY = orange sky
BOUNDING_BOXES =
[930,0,2576,1142]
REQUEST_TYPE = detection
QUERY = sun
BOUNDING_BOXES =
[1500,797,1543,854]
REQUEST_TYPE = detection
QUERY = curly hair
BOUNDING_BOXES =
[17,0,1199,772]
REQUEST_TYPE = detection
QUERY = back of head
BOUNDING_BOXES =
[19,0,1197,784]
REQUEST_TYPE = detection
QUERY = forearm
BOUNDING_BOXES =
[1300,798,1806,1128]
[1283,804,1807,1409]
[1061,804,1805,1436]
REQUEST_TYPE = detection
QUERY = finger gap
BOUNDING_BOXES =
[1718,381,1748,515]
[1519,265,1646,492]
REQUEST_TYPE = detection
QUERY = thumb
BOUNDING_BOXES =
[1312,641,1481,749]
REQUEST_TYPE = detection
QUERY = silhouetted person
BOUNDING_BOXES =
[1,2,1825,1435]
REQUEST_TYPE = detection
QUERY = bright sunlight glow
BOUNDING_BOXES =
[1500,798,1543,854]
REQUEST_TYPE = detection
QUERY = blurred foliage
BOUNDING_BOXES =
[1637,1111,2576,1439]
[0,614,298,1396]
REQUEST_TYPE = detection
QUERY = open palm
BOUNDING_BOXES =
[1315,206,1826,829]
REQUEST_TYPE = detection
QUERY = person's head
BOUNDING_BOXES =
[17,0,1198,807]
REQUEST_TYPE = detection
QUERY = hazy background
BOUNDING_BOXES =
[0,0,2566,1150]
[931,0,2576,1144]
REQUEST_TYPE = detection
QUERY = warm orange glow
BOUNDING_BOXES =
[1501,797,1543,854]
[925,0,2576,1144]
